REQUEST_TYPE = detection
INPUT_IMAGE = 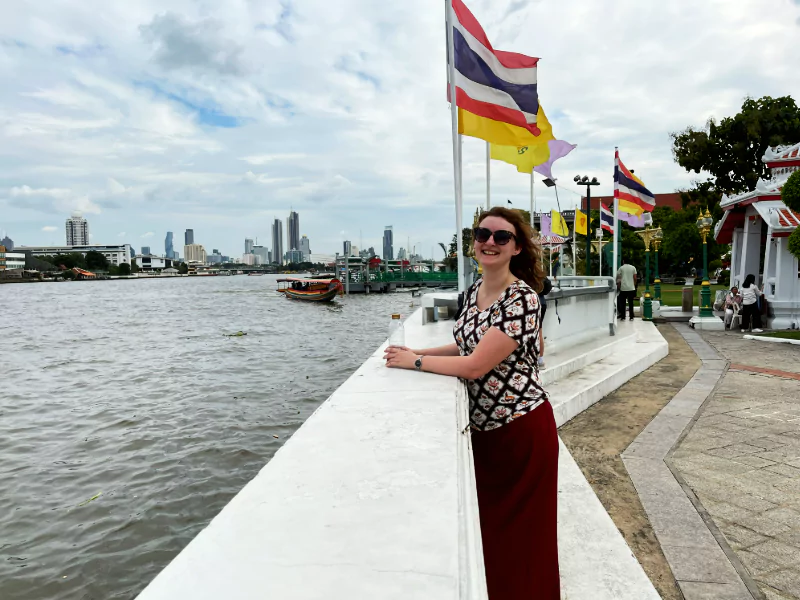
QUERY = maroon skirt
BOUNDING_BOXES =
[471,401,560,600]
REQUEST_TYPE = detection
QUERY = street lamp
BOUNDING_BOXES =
[574,175,600,277]
[590,228,609,276]
[653,229,663,302]
[636,225,663,321]
[696,208,714,318]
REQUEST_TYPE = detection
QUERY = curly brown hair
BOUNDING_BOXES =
[477,207,546,293]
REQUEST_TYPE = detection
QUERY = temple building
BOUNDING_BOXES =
[714,142,800,329]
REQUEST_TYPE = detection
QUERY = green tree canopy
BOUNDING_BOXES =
[782,170,800,213]
[671,95,800,197]
[118,263,131,276]
[84,250,109,271]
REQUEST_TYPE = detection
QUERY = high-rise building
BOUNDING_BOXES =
[383,226,393,261]
[184,243,207,264]
[271,219,283,265]
[343,240,352,256]
[397,247,406,260]
[368,246,375,257]
[65,212,89,246]
[141,246,151,256]
[252,245,269,265]
[165,232,174,258]
[285,249,303,264]
[185,229,194,246]
[245,238,254,255]
[299,235,311,261]
[1,235,14,251]
[287,211,300,252]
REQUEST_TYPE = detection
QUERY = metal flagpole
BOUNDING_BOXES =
[612,147,620,277]
[530,172,535,230]
[486,141,491,209]
[446,0,464,292]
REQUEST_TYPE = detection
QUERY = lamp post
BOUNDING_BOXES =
[653,230,663,302]
[590,230,609,276]
[574,175,600,277]
[636,225,662,321]
[696,208,714,318]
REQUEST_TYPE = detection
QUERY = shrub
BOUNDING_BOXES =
[789,228,800,261]
[718,270,730,286]
[782,170,800,212]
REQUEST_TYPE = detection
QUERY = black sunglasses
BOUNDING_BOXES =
[473,227,517,246]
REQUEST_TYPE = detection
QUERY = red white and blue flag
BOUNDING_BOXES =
[614,149,656,213]
[449,0,540,136]
[600,203,614,233]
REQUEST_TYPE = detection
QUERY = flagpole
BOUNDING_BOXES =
[445,0,464,292]
[612,147,620,277]
[530,172,535,230]
[485,141,491,210]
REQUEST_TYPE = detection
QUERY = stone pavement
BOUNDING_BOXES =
[671,329,800,600]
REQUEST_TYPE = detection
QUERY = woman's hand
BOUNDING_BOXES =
[384,346,419,370]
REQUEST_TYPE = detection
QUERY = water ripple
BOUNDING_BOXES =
[0,275,417,599]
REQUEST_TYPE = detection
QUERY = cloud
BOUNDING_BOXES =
[139,12,247,75]
[118,232,127,237]
[42,225,58,232]
[141,231,155,238]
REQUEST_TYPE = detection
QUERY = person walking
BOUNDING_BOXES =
[740,274,764,332]
[384,207,559,599]
[616,258,638,320]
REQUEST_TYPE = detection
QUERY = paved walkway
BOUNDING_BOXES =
[672,330,800,600]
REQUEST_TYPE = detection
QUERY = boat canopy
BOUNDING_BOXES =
[276,277,339,284]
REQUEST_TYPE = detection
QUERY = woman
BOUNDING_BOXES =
[740,274,763,333]
[723,286,742,330]
[384,207,559,599]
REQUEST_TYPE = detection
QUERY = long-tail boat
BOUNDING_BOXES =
[276,277,344,302]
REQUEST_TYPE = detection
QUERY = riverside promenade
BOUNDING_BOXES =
[670,330,800,600]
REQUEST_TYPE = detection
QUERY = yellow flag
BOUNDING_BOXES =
[575,210,588,235]
[488,106,555,173]
[618,198,645,217]
[459,104,555,149]
[551,210,569,236]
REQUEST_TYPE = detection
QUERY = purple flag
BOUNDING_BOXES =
[533,139,577,180]
[617,210,646,228]
[540,213,552,236]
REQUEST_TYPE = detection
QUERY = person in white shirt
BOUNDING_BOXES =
[724,286,742,330]
[739,274,763,333]
[616,259,638,321]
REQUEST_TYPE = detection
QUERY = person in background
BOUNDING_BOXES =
[616,258,638,321]
[538,276,552,369]
[384,207,559,599]
[724,286,742,330]
[739,274,764,333]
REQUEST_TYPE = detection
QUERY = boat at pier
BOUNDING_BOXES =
[276,277,344,302]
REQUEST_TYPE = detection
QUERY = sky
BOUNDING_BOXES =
[1,0,800,259]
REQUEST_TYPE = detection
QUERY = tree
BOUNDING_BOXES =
[85,250,109,271]
[118,263,131,276]
[671,95,800,197]
[178,262,189,274]
[783,171,800,260]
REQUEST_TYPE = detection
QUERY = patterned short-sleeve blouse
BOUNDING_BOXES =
[453,279,548,431]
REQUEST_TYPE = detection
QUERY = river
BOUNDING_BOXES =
[0,275,417,599]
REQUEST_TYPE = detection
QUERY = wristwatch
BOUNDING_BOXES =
[414,357,423,371]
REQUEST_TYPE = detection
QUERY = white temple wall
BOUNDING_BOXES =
[737,209,763,286]
[730,227,744,286]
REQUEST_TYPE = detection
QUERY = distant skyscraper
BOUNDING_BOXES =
[141,246,151,255]
[245,238,254,255]
[299,235,311,261]
[397,247,406,260]
[1,235,14,251]
[184,244,207,264]
[65,212,89,246]
[383,226,393,261]
[185,229,194,246]
[343,240,352,256]
[271,219,284,265]
[285,249,303,264]
[252,245,268,264]
[287,211,300,251]
[368,246,375,257]
[165,232,174,258]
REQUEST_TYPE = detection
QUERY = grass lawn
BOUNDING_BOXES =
[754,331,800,340]
[655,283,727,307]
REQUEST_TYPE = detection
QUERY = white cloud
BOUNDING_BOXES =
[41,225,58,232]
[141,231,155,238]
[1,0,799,255]
[118,232,127,237]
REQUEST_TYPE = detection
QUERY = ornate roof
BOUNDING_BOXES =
[763,142,800,164]
[719,142,799,209]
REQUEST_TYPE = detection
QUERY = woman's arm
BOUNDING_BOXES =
[385,328,518,380]
[413,343,461,357]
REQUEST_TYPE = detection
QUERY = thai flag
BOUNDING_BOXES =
[449,0,540,136]
[614,150,656,213]
[600,203,614,233]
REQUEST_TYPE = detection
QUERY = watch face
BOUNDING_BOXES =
[415,358,422,369]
